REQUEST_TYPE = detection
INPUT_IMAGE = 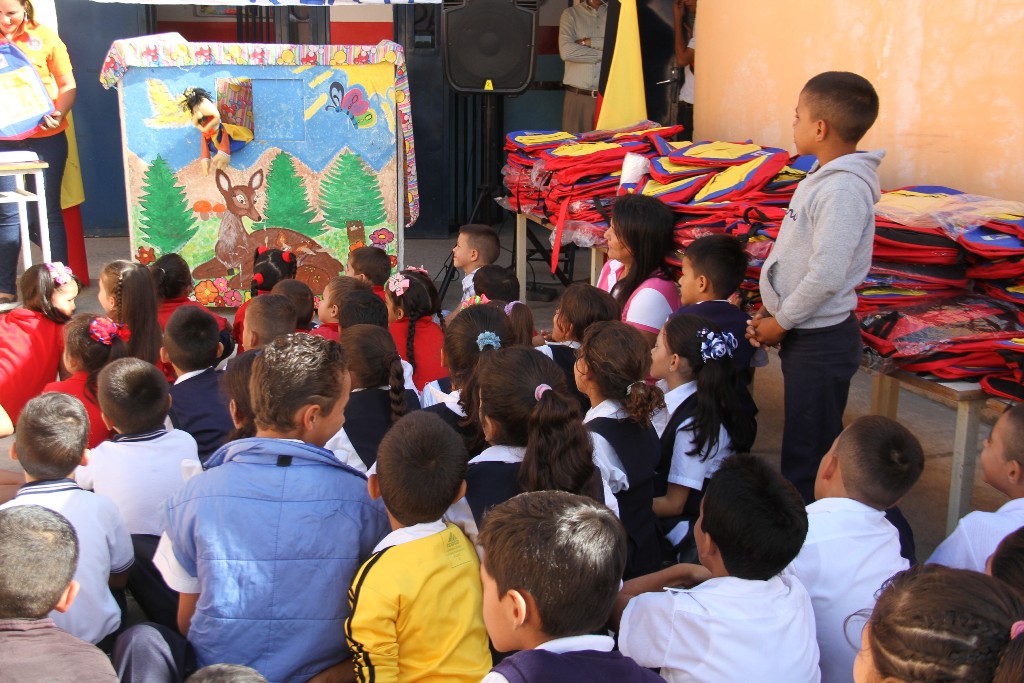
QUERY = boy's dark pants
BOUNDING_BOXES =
[779,314,862,503]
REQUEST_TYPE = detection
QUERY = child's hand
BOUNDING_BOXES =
[747,313,786,348]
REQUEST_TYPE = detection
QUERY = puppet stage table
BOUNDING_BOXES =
[0,159,51,270]
[515,212,605,302]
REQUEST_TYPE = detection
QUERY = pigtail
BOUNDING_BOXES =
[578,321,665,425]
[500,300,535,346]
[521,387,601,501]
[385,351,406,424]
[221,351,258,441]
[405,313,418,370]
[150,253,192,302]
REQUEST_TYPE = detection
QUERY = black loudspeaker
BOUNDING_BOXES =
[442,0,538,94]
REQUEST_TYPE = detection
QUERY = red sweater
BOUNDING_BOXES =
[309,323,340,342]
[43,372,113,448]
[0,309,65,422]
[158,297,231,332]
[389,317,446,391]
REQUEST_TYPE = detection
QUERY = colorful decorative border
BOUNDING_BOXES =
[99,33,419,225]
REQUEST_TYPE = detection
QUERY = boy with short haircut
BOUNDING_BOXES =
[347,246,393,300]
[79,357,200,629]
[452,223,500,301]
[241,293,296,351]
[0,393,134,647]
[748,71,883,502]
[346,411,490,682]
[148,333,389,681]
[479,490,662,683]
[162,306,233,463]
[677,233,755,381]
[616,453,819,682]
[930,405,1024,572]
[473,264,520,304]
[784,416,924,683]
[338,288,389,330]
[271,278,316,331]
[0,505,119,681]
[313,275,373,342]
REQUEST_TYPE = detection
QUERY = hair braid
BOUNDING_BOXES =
[405,314,418,370]
[386,352,407,424]
[113,271,125,322]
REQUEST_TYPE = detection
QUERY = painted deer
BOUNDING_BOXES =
[192,168,344,295]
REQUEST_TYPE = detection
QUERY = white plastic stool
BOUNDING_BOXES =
[0,157,51,269]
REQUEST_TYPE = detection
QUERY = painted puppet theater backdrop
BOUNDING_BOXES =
[101,34,419,304]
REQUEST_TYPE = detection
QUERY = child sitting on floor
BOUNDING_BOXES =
[575,320,664,579]
[162,306,234,463]
[0,262,79,423]
[386,269,446,391]
[453,224,500,301]
[44,314,128,448]
[1,393,134,648]
[854,564,1024,682]
[346,411,490,682]
[929,405,1024,572]
[989,527,1024,597]
[233,248,296,352]
[97,260,162,366]
[616,453,819,682]
[312,275,372,342]
[78,358,199,629]
[0,505,119,681]
[473,265,519,303]
[272,279,316,332]
[783,415,924,683]
[347,246,392,301]
[338,324,420,470]
[539,284,620,411]
[479,491,663,683]
[151,253,233,366]
[241,293,296,352]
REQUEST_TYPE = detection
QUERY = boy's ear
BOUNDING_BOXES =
[820,451,839,482]
[1007,459,1022,485]
[100,411,114,431]
[367,474,382,501]
[815,118,828,142]
[8,442,17,462]
[53,580,80,614]
[451,479,467,505]
[696,274,710,294]
[159,347,171,365]
[468,247,480,264]
[228,399,244,430]
[215,341,224,359]
[79,449,90,468]
[506,588,530,629]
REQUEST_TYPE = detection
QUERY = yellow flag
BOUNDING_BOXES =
[61,112,85,209]
[595,0,647,130]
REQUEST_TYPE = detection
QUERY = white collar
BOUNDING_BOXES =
[469,444,526,465]
[549,340,581,349]
[174,368,209,385]
[584,399,626,423]
[373,519,448,554]
[999,498,1024,513]
[535,634,615,654]
[663,380,698,414]
[428,385,466,417]
[807,497,884,516]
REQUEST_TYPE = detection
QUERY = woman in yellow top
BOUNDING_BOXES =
[0,0,76,309]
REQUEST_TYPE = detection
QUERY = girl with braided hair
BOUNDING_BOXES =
[339,324,420,470]
[231,247,296,352]
[98,260,161,365]
[385,268,445,391]
[855,563,1024,683]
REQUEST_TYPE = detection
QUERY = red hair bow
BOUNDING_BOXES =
[89,317,131,346]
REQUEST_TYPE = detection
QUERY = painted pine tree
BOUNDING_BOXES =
[138,155,197,254]
[263,151,323,237]
[319,150,387,232]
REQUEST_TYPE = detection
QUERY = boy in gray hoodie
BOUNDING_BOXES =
[747,71,882,502]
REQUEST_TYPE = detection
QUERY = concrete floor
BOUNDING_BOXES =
[1,224,1010,560]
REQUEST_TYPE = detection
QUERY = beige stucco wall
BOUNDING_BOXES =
[695,0,1024,198]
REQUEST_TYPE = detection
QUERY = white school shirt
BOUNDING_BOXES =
[0,480,134,644]
[534,339,581,360]
[928,497,1024,572]
[619,574,821,683]
[326,427,368,473]
[461,268,479,302]
[583,399,631,494]
[481,634,615,683]
[783,498,908,683]
[654,382,733,490]
[75,429,201,536]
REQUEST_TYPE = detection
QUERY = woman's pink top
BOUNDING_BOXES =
[597,260,681,334]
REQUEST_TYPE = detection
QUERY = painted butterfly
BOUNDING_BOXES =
[325,81,377,128]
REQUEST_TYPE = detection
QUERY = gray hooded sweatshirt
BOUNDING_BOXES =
[760,150,884,330]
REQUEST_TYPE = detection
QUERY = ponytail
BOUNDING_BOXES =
[149,253,192,302]
[476,348,600,502]
[498,300,535,347]
[663,314,741,461]
[577,321,665,424]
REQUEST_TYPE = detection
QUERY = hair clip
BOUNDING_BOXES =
[698,328,738,362]
[89,317,131,346]
[44,262,74,286]
[534,383,552,401]
[504,300,522,316]
[386,273,410,297]
[476,331,501,351]
[406,266,429,276]
[625,380,645,396]
[1013,621,1024,640]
